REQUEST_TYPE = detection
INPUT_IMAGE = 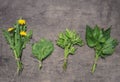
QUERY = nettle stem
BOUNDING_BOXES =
[91,52,99,73]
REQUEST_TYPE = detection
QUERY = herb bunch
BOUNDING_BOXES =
[32,39,54,69]
[57,29,84,71]
[2,18,32,74]
[86,25,118,73]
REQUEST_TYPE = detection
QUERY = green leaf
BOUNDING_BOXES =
[86,26,96,47]
[99,36,106,43]
[22,30,33,48]
[65,28,72,38]
[86,25,93,37]
[56,28,84,70]
[95,43,102,50]
[102,47,114,55]
[27,30,33,39]
[104,38,115,48]
[69,46,76,55]
[86,25,118,74]
[57,39,65,48]
[98,30,105,43]
[32,39,54,61]
[75,37,84,46]
[103,27,111,40]
[2,29,12,45]
[86,36,96,47]
[102,38,118,55]
[93,25,101,39]
[57,29,83,48]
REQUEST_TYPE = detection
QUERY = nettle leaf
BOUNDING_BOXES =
[102,38,118,55]
[93,25,101,39]
[86,25,118,73]
[32,39,54,61]
[86,25,93,37]
[99,36,106,43]
[86,36,96,47]
[86,25,96,47]
[97,29,106,43]
[102,47,114,55]
[103,27,111,40]
[95,43,102,50]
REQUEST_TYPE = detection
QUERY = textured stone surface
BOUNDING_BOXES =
[0,0,120,82]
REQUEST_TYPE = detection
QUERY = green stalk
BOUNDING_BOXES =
[38,61,42,70]
[63,47,69,71]
[13,50,18,60]
[63,58,68,71]
[13,50,23,74]
[91,52,99,73]
[16,59,23,74]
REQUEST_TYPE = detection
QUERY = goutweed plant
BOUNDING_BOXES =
[57,29,84,71]
[2,18,32,74]
[86,25,118,73]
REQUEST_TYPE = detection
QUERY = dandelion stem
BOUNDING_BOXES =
[16,58,23,75]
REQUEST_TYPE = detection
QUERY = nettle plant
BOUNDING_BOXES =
[2,18,32,74]
[57,29,84,71]
[32,39,54,69]
[86,25,118,73]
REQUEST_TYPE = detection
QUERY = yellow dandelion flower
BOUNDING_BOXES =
[8,27,14,32]
[18,19,26,25]
[20,31,27,36]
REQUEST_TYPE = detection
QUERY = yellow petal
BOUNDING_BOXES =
[8,27,14,32]
[20,31,27,36]
[18,19,26,25]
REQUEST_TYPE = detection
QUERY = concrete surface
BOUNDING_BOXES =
[0,0,120,82]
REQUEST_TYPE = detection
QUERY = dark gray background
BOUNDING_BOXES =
[0,0,120,82]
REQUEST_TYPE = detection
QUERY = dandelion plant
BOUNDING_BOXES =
[2,18,32,74]
[86,25,118,73]
[57,28,84,71]
[32,39,54,69]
